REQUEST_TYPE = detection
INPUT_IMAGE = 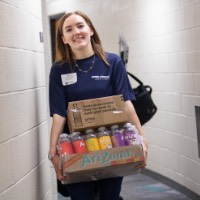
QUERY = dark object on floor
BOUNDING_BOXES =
[127,71,157,125]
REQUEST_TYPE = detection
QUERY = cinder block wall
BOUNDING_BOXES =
[0,0,52,199]
[46,0,200,196]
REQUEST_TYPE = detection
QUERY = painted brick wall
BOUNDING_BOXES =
[46,0,200,196]
[0,0,52,199]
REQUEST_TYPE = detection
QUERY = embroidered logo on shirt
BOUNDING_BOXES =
[91,75,110,80]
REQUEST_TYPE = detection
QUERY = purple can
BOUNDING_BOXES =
[123,123,138,146]
[111,125,125,147]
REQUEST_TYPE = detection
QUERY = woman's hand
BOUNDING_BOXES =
[51,155,66,181]
[142,136,148,165]
[49,114,67,181]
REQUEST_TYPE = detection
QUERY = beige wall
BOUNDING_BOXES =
[0,0,52,199]
[46,0,200,196]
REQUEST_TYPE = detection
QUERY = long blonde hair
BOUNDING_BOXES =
[55,11,109,65]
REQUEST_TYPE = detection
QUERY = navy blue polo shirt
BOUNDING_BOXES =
[49,53,135,118]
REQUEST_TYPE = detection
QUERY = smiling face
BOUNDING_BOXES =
[62,14,94,56]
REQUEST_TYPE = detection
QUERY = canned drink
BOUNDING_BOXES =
[123,123,138,146]
[130,124,143,145]
[85,129,100,151]
[57,133,74,156]
[110,124,126,147]
[97,127,113,149]
[71,132,87,153]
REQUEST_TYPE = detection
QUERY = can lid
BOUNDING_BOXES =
[71,131,81,137]
[59,133,69,140]
[123,122,132,128]
[85,129,94,134]
[98,126,106,132]
[111,124,119,130]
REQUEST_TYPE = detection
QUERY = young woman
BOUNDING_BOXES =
[48,10,148,200]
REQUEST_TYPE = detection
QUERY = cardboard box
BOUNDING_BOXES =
[61,145,145,184]
[67,95,128,133]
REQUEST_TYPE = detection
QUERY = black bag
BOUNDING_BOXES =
[127,71,157,125]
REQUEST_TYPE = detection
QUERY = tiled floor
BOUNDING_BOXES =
[57,170,199,200]
[120,173,192,200]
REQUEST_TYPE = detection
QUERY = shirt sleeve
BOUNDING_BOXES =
[111,55,136,101]
[49,65,67,117]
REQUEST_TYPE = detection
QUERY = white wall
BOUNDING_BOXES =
[46,0,200,196]
[0,0,52,199]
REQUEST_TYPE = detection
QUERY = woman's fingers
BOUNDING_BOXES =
[51,155,65,180]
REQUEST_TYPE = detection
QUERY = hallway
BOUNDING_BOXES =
[1,1,200,199]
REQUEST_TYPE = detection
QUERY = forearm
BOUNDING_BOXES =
[49,114,66,154]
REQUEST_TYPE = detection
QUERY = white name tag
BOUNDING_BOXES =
[61,73,77,86]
